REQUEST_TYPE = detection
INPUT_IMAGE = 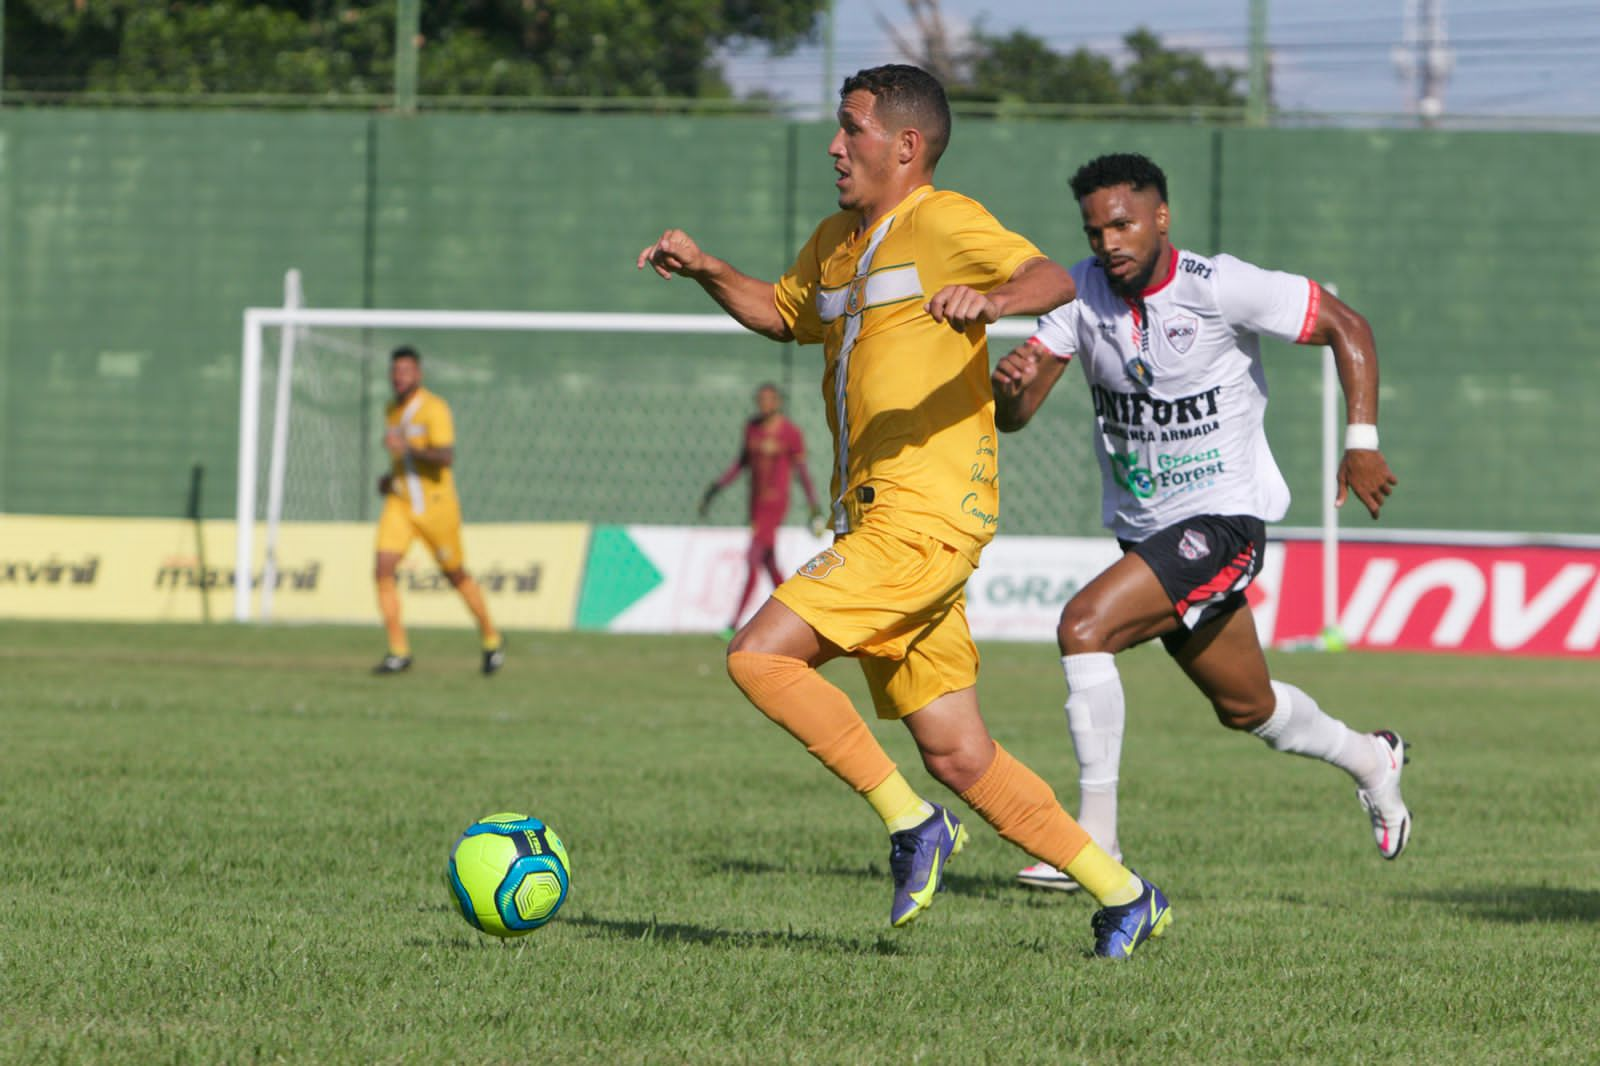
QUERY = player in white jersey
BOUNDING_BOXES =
[991,153,1410,892]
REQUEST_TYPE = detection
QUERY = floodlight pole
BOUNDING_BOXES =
[1247,0,1269,126]
[821,0,836,118]
[1321,283,1341,643]
[394,0,421,114]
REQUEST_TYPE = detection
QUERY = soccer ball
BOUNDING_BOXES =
[446,812,571,936]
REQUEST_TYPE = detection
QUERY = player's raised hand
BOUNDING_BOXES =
[637,229,707,280]
[698,482,720,518]
[992,340,1046,398]
[1336,449,1398,519]
[925,284,999,331]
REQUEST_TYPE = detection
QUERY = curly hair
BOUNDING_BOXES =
[1069,153,1168,203]
[839,64,951,168]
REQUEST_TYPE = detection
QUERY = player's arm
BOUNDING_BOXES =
[701,444,748,517]
[792,449,825,533]
[992,338,1070,432]
[405,444,455,467]
[1299,285,1397,519]
[926,256,1075,331]
[636,229,793,342]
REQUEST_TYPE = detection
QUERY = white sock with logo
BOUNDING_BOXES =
[1251,680,1383,788]
[1062,652,1125,858]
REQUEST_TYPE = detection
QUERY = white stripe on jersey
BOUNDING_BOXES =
[399,394,425,515]
[817,213,901,534]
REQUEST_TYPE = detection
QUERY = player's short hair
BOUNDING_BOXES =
[755,382,782,397]
[840,64,952,169]
[1069,153,1169,204]
[391,344,422,364]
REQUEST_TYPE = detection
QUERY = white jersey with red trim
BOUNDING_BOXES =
[1030,248,1319,541]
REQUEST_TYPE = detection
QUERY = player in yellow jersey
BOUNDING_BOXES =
[638,65,1172,958]
[373,345,505,676]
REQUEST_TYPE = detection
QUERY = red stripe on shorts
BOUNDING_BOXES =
[1175,546,1256,617]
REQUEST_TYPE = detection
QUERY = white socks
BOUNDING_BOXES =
[1061,652,1125,856]
[1252,680,1383,788]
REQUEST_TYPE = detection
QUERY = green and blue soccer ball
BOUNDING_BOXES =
[447,813,571,937]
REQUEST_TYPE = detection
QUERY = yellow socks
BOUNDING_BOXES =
[376,575,408,656]
[455,575,499,648]
[958,741,1139,905]
[1065,843,1142,906]
[726,651,898,795]
[865,771,936,833]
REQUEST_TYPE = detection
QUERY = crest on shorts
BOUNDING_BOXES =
[798,547,845,580]
[1178,528,1210,561]
[1164,314,1199,355]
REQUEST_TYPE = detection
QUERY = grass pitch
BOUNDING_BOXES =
[2,621,1596,1064]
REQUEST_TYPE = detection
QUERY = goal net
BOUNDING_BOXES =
[235,272,1135,622]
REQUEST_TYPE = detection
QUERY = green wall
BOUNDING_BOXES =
[3,109,1596,536]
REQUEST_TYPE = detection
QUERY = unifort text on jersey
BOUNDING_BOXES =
[1090,383,1223,428]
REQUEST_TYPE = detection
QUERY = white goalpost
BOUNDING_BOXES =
[235,271,1046,623]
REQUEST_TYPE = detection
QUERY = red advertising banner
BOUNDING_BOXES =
[1259,539,1600,657]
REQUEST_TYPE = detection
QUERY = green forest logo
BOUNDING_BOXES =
[1111,452,1155,498]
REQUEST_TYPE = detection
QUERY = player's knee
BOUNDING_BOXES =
[919,743,989,794]
[725,647,793,705]
[1057,599,1111,654]
[443,568,467,587]
[1211,691,1274,731]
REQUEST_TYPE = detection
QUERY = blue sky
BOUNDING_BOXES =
[722,0,1600,121]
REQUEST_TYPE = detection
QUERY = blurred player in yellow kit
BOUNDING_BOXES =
[373,345,505,676]
[638,64,1172,958]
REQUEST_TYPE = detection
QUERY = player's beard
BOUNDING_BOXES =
[1103,250,1159,299]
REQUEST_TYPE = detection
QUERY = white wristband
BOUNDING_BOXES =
[1344,423,1380,451]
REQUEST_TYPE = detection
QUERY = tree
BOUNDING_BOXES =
[955,25,1246,113]
[2,1,828,99]
[1120,28,1245,110]
[878,0,1247,115]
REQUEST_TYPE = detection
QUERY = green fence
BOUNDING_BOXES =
[3,109,1597,536]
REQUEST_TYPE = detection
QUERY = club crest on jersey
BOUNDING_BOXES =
[1178,528,1210,561]
[1165,315,1199,355]
[798,548,845,580]
[844,277,869,316]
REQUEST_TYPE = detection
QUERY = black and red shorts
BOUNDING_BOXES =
[1120,514,1266,655]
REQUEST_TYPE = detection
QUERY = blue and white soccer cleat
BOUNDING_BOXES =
[1090,874,1172,959]
[1357,731,1412,859]
[888,805,968,928]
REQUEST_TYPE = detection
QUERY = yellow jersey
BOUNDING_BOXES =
[773,186,1042,561]
[385,386,457,514]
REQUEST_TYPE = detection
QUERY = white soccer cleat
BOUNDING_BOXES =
[1357,731,1412,859]
[1017,861,1082,892]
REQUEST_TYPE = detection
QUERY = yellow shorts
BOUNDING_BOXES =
[773,518,978,720]
[375,493,466,571]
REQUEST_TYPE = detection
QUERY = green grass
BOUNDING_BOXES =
[2,621,1597,1064]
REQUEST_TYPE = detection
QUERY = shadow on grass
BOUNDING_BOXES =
[702,855,1022,897]
[1407,885,1600,924]
[562,914,905,955]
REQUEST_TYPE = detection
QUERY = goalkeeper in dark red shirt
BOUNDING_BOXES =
[701,383,823,638]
